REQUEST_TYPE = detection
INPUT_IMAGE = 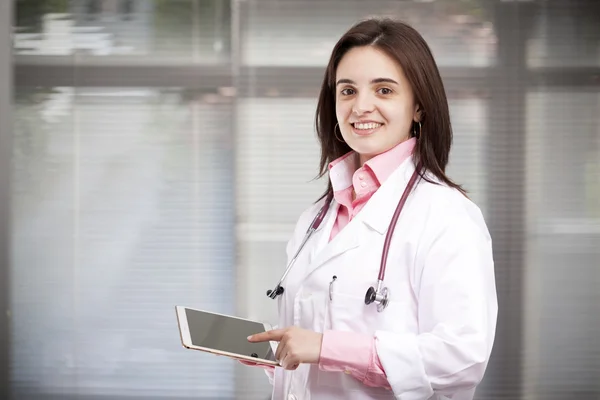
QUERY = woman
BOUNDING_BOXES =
[246,18,498,400]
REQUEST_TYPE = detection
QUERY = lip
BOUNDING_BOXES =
[350,121,383,136]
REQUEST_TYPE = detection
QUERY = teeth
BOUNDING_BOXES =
[354,122,382,130]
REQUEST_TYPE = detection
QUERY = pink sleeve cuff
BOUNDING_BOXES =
[318,330,391,389]
[318,330,372,379]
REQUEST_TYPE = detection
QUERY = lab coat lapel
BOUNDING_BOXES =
[305,201,360,276]
[357,157,417,236]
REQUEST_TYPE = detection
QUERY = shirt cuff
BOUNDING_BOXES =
[318,330,373,379]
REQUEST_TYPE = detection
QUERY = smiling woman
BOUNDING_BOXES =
[242,17,498,400]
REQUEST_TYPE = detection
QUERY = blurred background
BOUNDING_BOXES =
[0,0,599,399]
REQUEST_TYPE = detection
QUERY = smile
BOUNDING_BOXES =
[351,122,383,136]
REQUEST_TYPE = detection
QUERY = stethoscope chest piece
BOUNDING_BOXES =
[364,281,390,312]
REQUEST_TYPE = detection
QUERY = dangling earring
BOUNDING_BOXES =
[412,121,422,139]
[334,123,345,143]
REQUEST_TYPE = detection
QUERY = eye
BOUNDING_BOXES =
[377,87,393,95]
[340,88,355,96]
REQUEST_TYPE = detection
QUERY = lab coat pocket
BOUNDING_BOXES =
[293,290,331,332]
[329,291,409,335]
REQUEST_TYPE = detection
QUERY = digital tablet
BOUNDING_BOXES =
[175,306,279,367]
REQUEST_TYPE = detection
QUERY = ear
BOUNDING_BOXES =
[413,104,423,123]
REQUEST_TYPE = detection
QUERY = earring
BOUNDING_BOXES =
[413,121,422,139]
[334,123,345,143]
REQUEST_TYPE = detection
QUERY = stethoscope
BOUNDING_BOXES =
[267,165,422,312]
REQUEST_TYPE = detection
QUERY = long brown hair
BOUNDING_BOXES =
[315,18,466,200]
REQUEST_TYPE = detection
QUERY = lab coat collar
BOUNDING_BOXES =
[305,157,418,277]
[358,156,419,235]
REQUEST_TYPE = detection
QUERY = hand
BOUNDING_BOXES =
[248,326,323,370]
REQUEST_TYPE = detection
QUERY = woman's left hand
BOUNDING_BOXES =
[248,326,323,370]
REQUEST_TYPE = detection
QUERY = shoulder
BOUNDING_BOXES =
[414,177,492,245]
[296,196,328,229]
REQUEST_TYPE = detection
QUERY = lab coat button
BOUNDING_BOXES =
[288,395,298,400]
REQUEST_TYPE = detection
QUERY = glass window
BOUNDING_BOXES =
[527,1,600,67]
[11,86,235,397]
[241,0,496,67]
[447,96,489,215]
[13,0,231,64]
[523,89,600,397]
[235,98,324,227]
[526,90,600,221]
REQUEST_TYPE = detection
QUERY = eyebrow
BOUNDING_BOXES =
[336,78,399,86]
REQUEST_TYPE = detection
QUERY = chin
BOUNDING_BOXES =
[348,142,386,161]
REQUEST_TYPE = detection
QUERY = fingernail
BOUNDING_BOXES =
[247,335,252,340]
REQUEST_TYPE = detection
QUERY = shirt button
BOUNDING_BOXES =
[358,174,365,180]
[344,370,352,375]
[360,181,367,188]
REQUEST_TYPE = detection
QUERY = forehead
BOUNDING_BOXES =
[335,46,405,82]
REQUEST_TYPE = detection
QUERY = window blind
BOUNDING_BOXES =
[12,87,236,398]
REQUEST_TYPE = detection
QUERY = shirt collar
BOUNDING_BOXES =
[328,137,416,191]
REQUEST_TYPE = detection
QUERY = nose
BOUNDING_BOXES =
[353,92,375,115]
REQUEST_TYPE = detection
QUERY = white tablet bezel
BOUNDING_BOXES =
[175,305,280,367]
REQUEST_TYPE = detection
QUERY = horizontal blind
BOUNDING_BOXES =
[11,87,236,398]
[522,2,600,399]
[524,88,600,399]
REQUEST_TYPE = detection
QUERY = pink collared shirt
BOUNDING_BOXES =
[318,138,416,389]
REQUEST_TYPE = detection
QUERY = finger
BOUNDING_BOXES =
[248,328,286,342]
[275,341,288,363]
[281,352,298,370]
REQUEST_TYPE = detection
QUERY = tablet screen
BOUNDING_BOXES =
[184,308,276,362]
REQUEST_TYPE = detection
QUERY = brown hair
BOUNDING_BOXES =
[314,18,466,199]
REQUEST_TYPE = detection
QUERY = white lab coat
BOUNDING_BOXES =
[268,157,498,400]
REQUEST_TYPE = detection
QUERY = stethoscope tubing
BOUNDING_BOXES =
[267,164,422,305]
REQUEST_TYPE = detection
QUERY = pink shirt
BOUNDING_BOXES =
[318,138,416,389]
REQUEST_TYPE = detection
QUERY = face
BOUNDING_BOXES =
[335,46,420,165]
